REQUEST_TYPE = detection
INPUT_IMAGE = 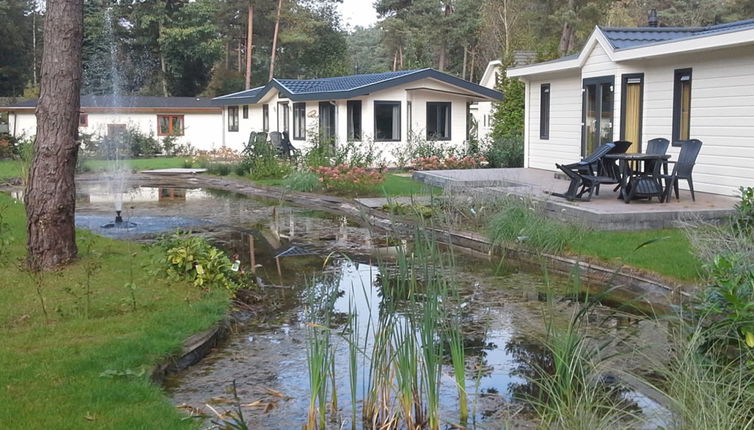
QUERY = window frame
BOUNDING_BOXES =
[426,101,451,141]
[157,114,185,136]
[277,102,290,133]
[228,106,239,132]
[292,102,306,140]
[242,105,248,119]
[672,68,692,144]
[79,113,88,127]
[539,84,550,140]
[347,100,362,141]
[262,104,269,132]
[374,100,401,142]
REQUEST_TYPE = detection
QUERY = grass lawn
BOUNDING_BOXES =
[0,157,186,180]
[0,193,230,430]
[571,228,701,281]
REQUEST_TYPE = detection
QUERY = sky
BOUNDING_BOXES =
[338,0,380,30]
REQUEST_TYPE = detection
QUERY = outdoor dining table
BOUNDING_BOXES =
[604,153,671,203]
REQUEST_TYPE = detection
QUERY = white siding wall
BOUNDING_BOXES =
[525,73,582,170]
[9,110,222,151]
[521,40,754,196]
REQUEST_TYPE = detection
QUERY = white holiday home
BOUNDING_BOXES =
[508,18,754,196]
[214,69,503,162]
[0,96,223,151]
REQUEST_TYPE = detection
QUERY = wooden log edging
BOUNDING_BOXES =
[136,173,693,310]
[150,320,230,385]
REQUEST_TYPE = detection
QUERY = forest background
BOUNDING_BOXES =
[1,0,753,99]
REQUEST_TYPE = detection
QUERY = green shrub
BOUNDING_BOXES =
[242,138,291,179]
[95,126,162,158]
[283,170,323,192]
[483,134,524,168]
[155,232,239,291]
[733,186,754,234]
[207,163,232,176]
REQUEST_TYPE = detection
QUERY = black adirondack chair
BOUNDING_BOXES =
[552,142,616,201]
[661,139,703,202]
[645,137,670,175]
[243,131,258,156]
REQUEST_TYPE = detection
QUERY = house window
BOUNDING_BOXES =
[79,113,88,127]
[540,84,550,140]
[242,105,248,119]
[262,105,269,132]
[277,102,289,133]
[292,102,306,140]
[426,102,451,140]
[157,115,184,136]
[672,68,692,142]
[374,101,401,141]
[228,106,239,132]
[347,101,362,141]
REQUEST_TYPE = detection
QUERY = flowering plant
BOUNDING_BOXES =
[413,155,487,170]
[194,147,242,162]
[312,164,386,193]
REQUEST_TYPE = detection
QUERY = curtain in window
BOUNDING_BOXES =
[680,81,691,140]
[392,104,400,140]
[624,82,641,152]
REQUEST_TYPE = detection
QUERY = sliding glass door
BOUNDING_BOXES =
[582,76,614,155]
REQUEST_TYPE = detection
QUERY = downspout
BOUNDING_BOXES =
[12,112,17,137]
[221,106,226,149]
[522,78,530,168]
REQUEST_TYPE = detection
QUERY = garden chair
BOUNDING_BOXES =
[560,141,616,176]
[551,142,616,201]
[645,137,670,175]
[661,139,703,202]
[243,131,258,157]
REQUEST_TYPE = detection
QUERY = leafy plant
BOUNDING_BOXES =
[733,186,754,234]
[156,232,239,291]
[695,254,754,358]
[413,155,487,170]
[241,138,292,179]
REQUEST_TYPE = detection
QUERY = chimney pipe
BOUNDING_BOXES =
[648,9,658,27]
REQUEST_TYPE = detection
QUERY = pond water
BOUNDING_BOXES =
[66,180,670,429]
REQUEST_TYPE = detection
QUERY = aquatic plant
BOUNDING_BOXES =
[155,232,239,291]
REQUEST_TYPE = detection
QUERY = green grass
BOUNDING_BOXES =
[0,157,187,180]
[0,159,23,179]
[83,157,187,172]
[0,193,230,430]
[570,228,700,281]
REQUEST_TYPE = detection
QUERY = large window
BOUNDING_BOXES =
[158,115,184,136]
[540,84,550,139]
[262,104,269,132]
[426,102,451,140]
[242,105,248,119]
[293,102,306,140]
[374,101,401,141]
[672,68,692,142]
[228,106,239,132]
[347,101,362,141]
[277,102,290,133]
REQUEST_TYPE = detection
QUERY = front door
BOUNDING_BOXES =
[582,76,614,155]
[620,74,643,153]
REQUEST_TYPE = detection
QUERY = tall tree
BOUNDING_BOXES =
[269,0,283,80]
[0,0,35,96]
[25,0,84,270]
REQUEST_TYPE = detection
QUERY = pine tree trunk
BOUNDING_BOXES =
[25,0,83,271]
[245,4,254,89]
[269,0,283,81]
[159,23,168,96]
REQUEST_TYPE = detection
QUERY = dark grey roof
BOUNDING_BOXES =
[601,18,754,50]
[4,95,221,109]
[214,68,503,104]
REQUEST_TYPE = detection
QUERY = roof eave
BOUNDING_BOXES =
[612,26,754,60]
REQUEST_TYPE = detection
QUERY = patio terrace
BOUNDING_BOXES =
[413,168,737,231]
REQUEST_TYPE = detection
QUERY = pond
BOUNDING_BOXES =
[69,179,670,429]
